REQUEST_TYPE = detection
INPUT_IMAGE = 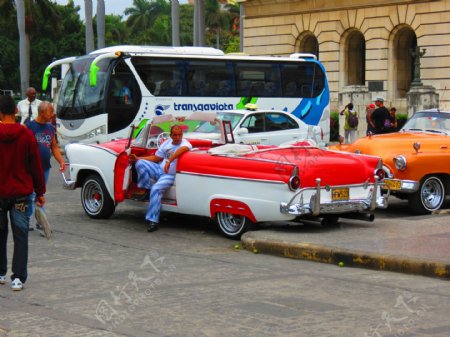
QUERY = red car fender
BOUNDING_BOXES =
[210,198,257,223]
[114,151,129,202]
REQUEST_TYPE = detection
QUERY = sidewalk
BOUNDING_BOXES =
[241,210,450,280]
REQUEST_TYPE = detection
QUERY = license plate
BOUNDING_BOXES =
[331,188,349,201]
[383,179,401,191]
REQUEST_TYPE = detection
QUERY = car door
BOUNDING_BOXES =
[236,113,268,145]
[262,113,305,145]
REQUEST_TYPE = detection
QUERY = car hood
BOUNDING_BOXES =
[330,132,450,158]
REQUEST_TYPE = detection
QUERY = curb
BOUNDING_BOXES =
[241,233,450,280]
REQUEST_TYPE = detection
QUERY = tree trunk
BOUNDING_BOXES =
[16,0,28,96]
[198,0,205,46]
[171,0,180,46]
[193,0,205,46]
[84,0,94,53]
[97,0,105,49]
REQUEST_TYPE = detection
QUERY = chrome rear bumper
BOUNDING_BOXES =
[280,177,388,216]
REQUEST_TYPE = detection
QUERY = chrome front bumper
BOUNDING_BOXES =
[382,178,420,193]
[280,178,388,216]
[61,172,76,190]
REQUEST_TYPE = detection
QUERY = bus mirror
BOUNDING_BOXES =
[42,66,52,91]
[90,63,100,87]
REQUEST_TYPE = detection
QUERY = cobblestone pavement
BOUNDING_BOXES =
[0,163,449,337]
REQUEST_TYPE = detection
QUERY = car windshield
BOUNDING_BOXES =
[193,112,243,133]
[402,111,450,135]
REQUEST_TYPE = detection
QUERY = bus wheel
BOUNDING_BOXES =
[408,175,445,214]
[81,174,115,219]
[216,212,253,240]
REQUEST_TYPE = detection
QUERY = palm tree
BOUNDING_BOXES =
[171,0,180,46]
[84,0,94,52]
[97,0,105,49]
[205,0,230,49]
[13,0,59,96]
[16,0,27,96]
[125,0,170,37]
[104,15,128,45]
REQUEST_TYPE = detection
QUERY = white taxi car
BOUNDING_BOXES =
[184,106,324,146]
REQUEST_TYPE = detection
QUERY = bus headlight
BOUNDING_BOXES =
[393,155,407,171]
[86,125,107,139]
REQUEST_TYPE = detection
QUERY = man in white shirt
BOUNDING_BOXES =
[129,125,192,232]
[17,87,42,125]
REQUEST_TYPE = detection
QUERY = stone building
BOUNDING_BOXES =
[238,0,448,137]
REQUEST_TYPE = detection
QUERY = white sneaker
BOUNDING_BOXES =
[0,275,6,285]
[11,278,23,291]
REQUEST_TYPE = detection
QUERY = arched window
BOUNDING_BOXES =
[301,34,319,57]
[392,28,416,98]
[346,31,365,85]
[297,32,319,58]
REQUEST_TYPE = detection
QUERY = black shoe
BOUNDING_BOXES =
[137,190,150,201]
[35,223,43,230]
[147,221,158,232]
[28,227,34,232]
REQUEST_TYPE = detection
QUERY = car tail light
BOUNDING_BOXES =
[375,168,385,180]
[288,166,300,191]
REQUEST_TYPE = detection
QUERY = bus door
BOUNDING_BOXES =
[106,60,141,136]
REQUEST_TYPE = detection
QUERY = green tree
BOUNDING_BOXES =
[103,14,129,46]
[125,0,170,36]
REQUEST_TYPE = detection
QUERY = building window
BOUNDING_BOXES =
[346,31,365,85]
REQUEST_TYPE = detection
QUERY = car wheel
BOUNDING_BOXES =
[216,212,253,240]
[408,175,445,214]
[81,174,115,219]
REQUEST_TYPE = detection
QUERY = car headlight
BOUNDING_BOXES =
[393,155,407,171]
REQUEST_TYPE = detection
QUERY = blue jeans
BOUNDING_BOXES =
[0,196,31,283]
[27,169,50,224]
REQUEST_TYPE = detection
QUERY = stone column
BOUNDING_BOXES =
[338,86,372,141]
[406,86,439,117]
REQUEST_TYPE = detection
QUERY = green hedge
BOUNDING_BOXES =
[397,113,408,130]
[330,111,340,142]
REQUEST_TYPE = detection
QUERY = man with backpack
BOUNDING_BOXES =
[340,102,358,143]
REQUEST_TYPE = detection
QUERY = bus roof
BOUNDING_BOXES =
[88,46,320,63]
[89,45,225,56]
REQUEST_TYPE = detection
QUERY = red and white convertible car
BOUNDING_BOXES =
[62,112,388,239]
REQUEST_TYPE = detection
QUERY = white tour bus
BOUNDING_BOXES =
[42,45,330,144]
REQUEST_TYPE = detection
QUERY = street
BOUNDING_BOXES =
[0,162,449,337]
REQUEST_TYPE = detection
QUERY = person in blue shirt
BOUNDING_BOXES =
[129,125,192,232]
[26,102,66,231]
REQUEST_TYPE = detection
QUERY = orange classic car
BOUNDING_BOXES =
[330,109,450,214]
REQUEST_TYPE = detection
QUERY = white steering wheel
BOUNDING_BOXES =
[156,132,169,149]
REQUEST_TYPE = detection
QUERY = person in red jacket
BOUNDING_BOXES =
[0,95,46,291]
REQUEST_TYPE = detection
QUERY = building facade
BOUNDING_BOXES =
[239,0,450,119]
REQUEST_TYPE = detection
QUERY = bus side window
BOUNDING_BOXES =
[189,80,205,96]
[284,82,298,96]
[237,81,252,96]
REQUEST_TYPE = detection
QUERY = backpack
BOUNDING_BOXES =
[347,111,358,128]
